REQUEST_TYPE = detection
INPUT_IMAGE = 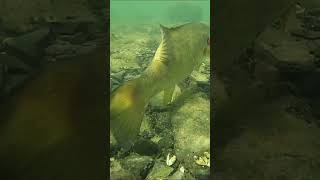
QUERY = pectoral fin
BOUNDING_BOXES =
[163,85,175,105]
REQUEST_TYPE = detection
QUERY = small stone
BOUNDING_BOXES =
[166,153,177,166]
[194,152,210,167]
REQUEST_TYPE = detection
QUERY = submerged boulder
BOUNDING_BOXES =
[2,27,51,65]
[145,160,174,180]
[171,92,210,178]
[121,153,154,179]
[110,158,136,180]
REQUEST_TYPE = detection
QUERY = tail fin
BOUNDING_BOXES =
[110,78,148,149]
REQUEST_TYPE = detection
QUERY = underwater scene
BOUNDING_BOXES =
[110,0,211,179]
[213,1,320,179]
[0,0,107,179]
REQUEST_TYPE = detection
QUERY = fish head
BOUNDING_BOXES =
[177,22,210,60]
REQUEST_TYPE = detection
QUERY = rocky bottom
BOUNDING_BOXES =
[214,7,320,180]
[110,23,211,180]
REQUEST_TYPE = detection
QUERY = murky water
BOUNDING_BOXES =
[0,49,107,180]
[111,0,210,26]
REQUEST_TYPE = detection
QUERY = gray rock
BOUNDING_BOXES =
[2,27,51,63]
[121,153,154,179]
[257,28,316,70]
[171,92,210,177]
[110,158,136,180]
[45,41,75,57]
[267,41,313,67]
[172,94,210,154]
[145,160,174,180]
[257,28,320,99]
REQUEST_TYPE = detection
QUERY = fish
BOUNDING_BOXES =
[110,22,210,149]
[0,49,107,179]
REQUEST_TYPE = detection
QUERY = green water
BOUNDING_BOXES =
[110,0,210,26]
[110,1,211,179]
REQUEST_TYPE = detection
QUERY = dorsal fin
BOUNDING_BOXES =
[160,24,170,39]
[170,22,190,30]
[160,23,190,35]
